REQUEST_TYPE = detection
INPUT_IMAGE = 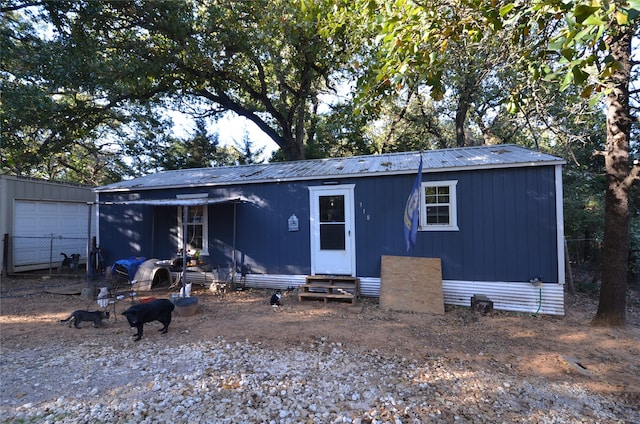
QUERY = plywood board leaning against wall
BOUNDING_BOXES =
[380,255,444,314]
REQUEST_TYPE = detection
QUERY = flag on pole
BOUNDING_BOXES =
[403,155,423,251]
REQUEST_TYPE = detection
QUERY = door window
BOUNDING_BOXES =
[319,195,345,250]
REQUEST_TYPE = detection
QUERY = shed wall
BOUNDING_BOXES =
[0,175,95,274]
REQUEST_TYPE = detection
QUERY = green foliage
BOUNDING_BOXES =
[496,0,640,106]
[304,102,376,159]
[343,0,638,325]
[234,131,266,165]
[2,0,367,182]
[365,89,452,152]
[0,7,173,184]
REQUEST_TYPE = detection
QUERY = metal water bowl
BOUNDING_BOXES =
[174,296,199,316]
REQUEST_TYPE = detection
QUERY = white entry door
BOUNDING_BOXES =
[309,185,355,276]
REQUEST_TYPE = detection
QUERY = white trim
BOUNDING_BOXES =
[176,193,208,199]
[178,205,209,256]
[419,180,459,231]
[95,193,100,249]
[555,164,566,285]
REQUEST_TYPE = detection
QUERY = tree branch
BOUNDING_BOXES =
[190,87,285,150]
[0,1,46,13]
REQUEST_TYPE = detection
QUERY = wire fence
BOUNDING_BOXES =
[4,236,634,287]
[565,238,601,267]
[566,237,639,288]
[7,235,91,275]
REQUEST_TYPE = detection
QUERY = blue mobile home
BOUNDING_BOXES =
[94,145,566,314]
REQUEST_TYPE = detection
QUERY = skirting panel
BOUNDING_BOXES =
[243,275,565,315]
[443,280,565,316]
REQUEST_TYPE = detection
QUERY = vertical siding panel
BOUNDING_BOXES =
[502,169,520,279]
[281,183,310,275]
[472,173,489,280]
[355,174,411,277]
[355,179,371,275]
[274,183,286,274]
[384,176,402,268]
[548,167,560,281]
[458,173,473,281]
[508,168,526,279]
[257,185,274,271]
[156,206,176,258]
[525,168,542,279]
[539,168,558,282]
[492,171,504,281]
[236,184,277,273]
[485,172,498,281]
[356,176,394,276]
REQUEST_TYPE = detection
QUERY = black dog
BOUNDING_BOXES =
[60,310,110,328]
[122,299,174,341]
[60,252,80,271]
[270,291,282,307]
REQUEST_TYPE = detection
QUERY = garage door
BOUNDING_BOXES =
[13,201,95,271]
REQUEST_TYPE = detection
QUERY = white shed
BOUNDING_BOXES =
[0,174,96,274]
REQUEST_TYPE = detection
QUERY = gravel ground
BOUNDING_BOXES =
[1,336,637,423]
[1,278,639,424]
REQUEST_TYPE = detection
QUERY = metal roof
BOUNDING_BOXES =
[95,144,565,193]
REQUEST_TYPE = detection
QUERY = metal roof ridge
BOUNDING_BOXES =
[94,145,565,193]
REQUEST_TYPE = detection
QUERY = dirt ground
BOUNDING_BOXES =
[1,276,639,408]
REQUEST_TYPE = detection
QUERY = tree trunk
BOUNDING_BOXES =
[592,24,634,327]
[281,139,305,161]
[455,99,469,147]
[455,76,475,147]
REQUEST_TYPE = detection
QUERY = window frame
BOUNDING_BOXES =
[419,180,459,231]
[178,205,209,255]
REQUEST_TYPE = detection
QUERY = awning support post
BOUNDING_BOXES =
[182,205,188,289]
[232,201,237,283]
[86,202,92,284]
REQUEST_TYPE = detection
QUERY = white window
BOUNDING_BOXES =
[178,205,208,255]
[420,180,459,231]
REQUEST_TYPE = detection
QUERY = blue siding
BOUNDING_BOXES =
[98,202,153,265]
[99,184,314,275]
[231,183,311,275]
[349,166,559,283]
[98,165,559,284]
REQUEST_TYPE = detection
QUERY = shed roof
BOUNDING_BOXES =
[95,144,565,193]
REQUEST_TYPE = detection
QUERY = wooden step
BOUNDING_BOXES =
[298,292,357,303]
[298,275,359,304]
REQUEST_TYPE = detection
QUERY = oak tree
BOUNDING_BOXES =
[341,0,639,326]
